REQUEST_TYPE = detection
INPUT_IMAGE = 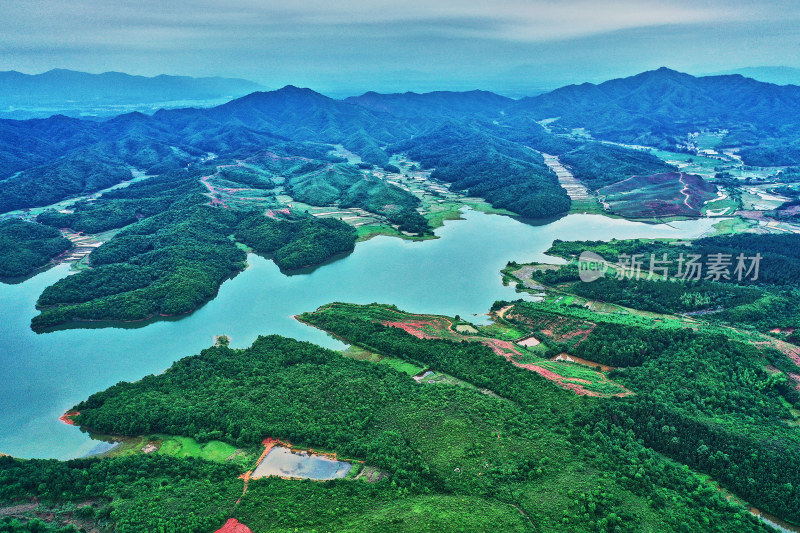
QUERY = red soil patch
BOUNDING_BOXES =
[265,207,292,219]
[58,411,79,425]
[757,339,800,367]
[736,210,768,221]
[201,175,230,208]
[515,364,603,397]
[506,311,595,347]
[378,310,631,397]
[381,317,522,358]
[514,363,632,398]
[215,518,253,533]
[382,320,440,339]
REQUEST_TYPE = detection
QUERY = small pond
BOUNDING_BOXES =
[251,446,351,480]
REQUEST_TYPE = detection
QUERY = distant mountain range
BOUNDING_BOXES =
[0,69,264,118]
[706,66,800,86]
[345,90,512,121]
[510,67,800,165]
[2,66,800,215]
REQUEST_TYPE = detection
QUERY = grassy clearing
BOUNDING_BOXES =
[342,345,381,362]
[694,131,726,150]
[342,345,425,376]
[531,360,630,396]
[422,201,464,229]
[647,148,727,177]
[355,224,401,241]
[477,321,527,340]
[93,434,254,467]
[157,436,243,463]
[709,216,759,236]
[379,356,426,376]
[569,197,607,214]
[355,223,433,242]
[702,196,740,216]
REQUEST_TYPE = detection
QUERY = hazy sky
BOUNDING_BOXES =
[2,0,800,95]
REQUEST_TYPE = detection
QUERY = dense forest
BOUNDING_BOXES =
[32,203,247,329]
[283,161,431,235]
[499,301,800,523]
[530,265,764,315]
[0,220,71,278]
[4,68,799,217]
[36,171,199,234]
[535,234,800,330]
[391,123,571,218]
[30,209,358,329]
[573,321,800,522]
[41,324,772,532]
[236,212,356,270]
[0,154,133,214]
[4,70,800,531]
[25,161,360,328]
[547,233,800,287]
[0,126,443,328]
[0,454,240,532]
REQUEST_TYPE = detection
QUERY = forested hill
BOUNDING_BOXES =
[390,122,571,218]
[507,67,800,165]
[4,68,800,219]
[1,84,572,219]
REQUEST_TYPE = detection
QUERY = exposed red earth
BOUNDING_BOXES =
[503,310,595,346]
[215,518,253,533]
[377,308,629,397]
[757,338,800,367]
[58,411,79,425]
[381,317,521,358]
[514,362,632,398]
[265,207,291,219]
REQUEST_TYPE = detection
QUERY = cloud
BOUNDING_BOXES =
[1,0,798,94]
[0,0,770,47]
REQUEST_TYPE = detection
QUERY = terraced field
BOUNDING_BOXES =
[598,172,718,218]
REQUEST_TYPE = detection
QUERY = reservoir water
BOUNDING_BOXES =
[0,209,719,459]
[251,446,351,480]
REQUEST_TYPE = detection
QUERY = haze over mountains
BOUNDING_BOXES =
[0,69,264,119]
[706,66,800,86]
[513,67,800,164]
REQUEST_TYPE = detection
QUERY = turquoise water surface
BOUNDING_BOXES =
[0,209,720,459]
